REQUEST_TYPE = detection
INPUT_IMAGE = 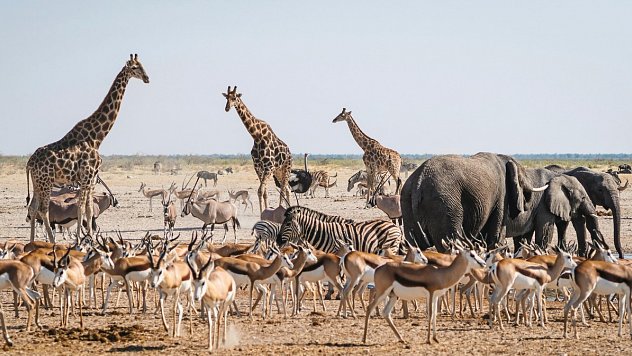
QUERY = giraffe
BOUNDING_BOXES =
[26,54,149,243]
[222,86,292,214]
[332,108,402,207]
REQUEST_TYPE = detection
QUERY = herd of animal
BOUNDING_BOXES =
[5,53,632,351]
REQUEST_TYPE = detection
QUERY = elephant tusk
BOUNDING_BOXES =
[531,184,549,192]
[618,180,629,191]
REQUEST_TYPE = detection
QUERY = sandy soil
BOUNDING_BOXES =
[1,166,631,355]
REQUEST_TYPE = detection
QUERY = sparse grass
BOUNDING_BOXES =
[1,154,630,176]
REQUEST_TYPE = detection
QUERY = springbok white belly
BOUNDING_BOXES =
[594,277,629,296]
[37,267,55,285]
[299,266,327,283]
[126,269,151,282]
[392,282,429,301]
[179,279,191,293]
[228,271,251,287]
[512,273,539,290]
[360,266,376,283]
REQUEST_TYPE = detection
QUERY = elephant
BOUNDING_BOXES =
[506,170,603,256]
[545,165,628,258]
[401,152,549,251]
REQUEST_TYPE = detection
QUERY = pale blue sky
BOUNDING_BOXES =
[1,1,630,156]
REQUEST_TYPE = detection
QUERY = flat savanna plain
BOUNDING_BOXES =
[0,158,631,355]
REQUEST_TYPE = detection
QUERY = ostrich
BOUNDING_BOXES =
[275,153,312,205]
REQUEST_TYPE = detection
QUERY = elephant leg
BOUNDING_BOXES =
[481,205,504,246]
[555,220,570,250]
[512,232,533,254]
[571,216,588,257]
[534,213,555,249]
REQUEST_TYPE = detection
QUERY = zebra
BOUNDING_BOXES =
[251,220,281,253]
[276,206,402,254]
[347,170,388,196]
[196,170,218,187]
[307,171,337,198]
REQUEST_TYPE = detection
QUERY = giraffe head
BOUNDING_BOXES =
[332,107,352,123]
[222,86,242,112]
[125,54,150,83]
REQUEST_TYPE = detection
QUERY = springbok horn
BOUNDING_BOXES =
[188,233,198,252]
[185,254,198,280]
[531,184,549,192]
[200,255,214,275]
[618,180,629,191]
[146,240,155,269]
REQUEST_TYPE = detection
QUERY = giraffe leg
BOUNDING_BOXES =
[84,186,95,237]
[38,191,56,244]
[76,187,89,239]
[257,172,272,214]
[28,194,39,243]
[257,182,266,214]
[364,169,375,208]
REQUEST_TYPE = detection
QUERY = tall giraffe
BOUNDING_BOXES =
[333,108,402,206]
[26,54,149,242]
[223,86,292,214]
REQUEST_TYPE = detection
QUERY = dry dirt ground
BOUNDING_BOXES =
[0,165,631,355]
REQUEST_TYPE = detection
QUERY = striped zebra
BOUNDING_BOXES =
[251,220,280,253]
[307,171,337,198]
[276,206,402,254]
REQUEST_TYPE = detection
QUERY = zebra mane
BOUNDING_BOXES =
[285,205,352,223]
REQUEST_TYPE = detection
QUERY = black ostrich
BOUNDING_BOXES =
[274,153,312,205]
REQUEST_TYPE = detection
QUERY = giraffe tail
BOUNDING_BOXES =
[25,167,31,206]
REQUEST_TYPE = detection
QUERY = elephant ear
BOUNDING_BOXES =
[506,161,525,219]
[545,177,572,222]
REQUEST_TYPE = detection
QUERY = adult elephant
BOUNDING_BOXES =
[545,165,628,258]
[401,152,548,251]
[506,170,603,256]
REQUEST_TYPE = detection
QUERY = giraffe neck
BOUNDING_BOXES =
[345,117,375,151]
[59,67,132,148]
[234,98,264,140]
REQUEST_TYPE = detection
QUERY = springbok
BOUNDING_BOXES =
[228,189,254,213]
[564,258,632,339]
[139,182,174,212]
[488,245,577,329]
[162,192,177,234]
[52,244,86,328]
[362,239,485,344]
[185,254,236,351]
[0,259,41,346]
[147,240,192,337]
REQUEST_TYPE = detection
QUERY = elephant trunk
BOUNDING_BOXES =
[606,192,623,259]
[585,212,601,253]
